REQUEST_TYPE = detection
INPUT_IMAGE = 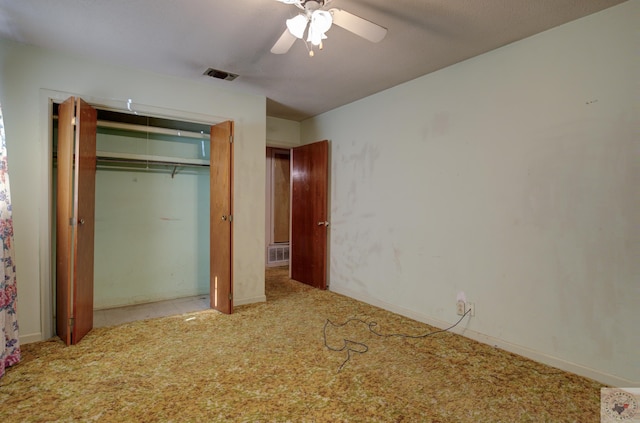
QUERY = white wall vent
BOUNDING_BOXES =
[267,244,289,266]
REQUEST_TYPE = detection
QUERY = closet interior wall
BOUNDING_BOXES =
[53,106,213,310]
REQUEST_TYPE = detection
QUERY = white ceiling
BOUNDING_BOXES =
[0,0,626,121]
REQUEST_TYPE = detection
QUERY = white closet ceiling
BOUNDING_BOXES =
[0,0,626,121]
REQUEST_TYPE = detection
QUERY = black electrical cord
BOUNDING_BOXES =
[323,309,471,372]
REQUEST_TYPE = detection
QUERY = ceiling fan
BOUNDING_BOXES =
[271,0,387,56]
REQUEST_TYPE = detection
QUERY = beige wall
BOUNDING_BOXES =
[302,1,639,386]
[267,116,300,148]
[0,38,267,342]
[93,163,210,309]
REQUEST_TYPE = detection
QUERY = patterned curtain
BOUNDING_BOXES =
[0,105,20,378]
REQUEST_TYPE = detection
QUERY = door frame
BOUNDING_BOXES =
[39,89,234,340]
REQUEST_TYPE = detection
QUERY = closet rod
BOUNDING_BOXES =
[52,154,209,169]
[97,156,209,169]
[96,151,208,166]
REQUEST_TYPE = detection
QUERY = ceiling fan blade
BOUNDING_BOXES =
[271,29,297,54]
[329,8,387,43]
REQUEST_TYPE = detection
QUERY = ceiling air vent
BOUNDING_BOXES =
[204,68,239,81]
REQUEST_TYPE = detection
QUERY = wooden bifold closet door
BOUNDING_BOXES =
[56,103,235,346]
[210,120,234,314]
[56,96,97,345]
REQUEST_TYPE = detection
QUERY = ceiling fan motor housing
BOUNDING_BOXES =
[303,0,327,10]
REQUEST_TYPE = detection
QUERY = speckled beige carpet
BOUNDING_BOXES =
[1,267,603,422]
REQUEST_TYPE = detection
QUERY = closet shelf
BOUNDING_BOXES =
[97,120,209,140]
[53,114,210,140]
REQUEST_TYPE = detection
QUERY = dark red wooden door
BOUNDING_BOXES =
[290,140,329,289]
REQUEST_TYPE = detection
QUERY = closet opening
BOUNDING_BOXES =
[51,102,216,330]
[265,147,290,267]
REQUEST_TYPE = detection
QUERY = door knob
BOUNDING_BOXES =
[317,221,329,227]
[221,215,227,221]
[78,218,85,225]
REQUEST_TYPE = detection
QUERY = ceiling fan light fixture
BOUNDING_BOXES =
[307,9,332,46]
[286,14,308,39]
[272,0,385,56]
[307,29,327,46]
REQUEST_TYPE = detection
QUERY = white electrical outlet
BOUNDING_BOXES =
[456,300,465,316]
[467,302,475,317]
